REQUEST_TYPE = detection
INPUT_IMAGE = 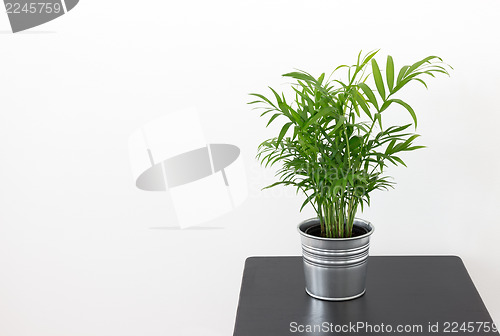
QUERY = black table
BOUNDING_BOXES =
[233,256,498,335]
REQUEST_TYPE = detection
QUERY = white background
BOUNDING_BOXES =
[1,0,499,335]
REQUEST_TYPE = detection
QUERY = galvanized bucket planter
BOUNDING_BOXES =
[298,218,374,301]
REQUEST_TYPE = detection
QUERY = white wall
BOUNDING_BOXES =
[0,0,499,335]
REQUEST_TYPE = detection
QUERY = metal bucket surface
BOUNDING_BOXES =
[298,218,374,301]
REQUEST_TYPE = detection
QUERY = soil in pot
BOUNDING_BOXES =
[305,224,368,238]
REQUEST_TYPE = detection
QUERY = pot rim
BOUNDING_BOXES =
[297,217,374,241]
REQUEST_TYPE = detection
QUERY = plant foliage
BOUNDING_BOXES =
[250,50,451,238]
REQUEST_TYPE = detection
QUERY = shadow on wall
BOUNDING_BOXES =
[129,108,248,229]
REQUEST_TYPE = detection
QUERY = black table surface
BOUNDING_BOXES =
[233,256,498,336]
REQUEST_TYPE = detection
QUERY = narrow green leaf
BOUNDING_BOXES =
[371,59,386,100]
[413,78,428,89]
[379,99,393,112]
[353,92,373,120]
[386,55,394,91]
[266,113,281,127]
[375,112,383,130]
[402,134,420,147]
[332,64,349,73]
[300,193,316,211]
[360,50,379,68]
[317,73,325,84]
[262,181,286,190]
[391,77,411,95]
[358,83,379,110]
[303,107,333,128]
[349,136,363,150]
[422,70,436,78]
[328,115,346,136]
[269,87,283,106]
[249,93,276,108]
[388,124,412,133]
[277,122,293,145]
[352,98,361,117]
[283,71,315,82]
[348,173,354,186]
[391,99,418,128]
[356,50,363,67]
[406,56,442,76]
[405,145,426,151]
[392,156,407,167]
[385,139,397,155]
[259,108,275,117]
[396,65,410,84]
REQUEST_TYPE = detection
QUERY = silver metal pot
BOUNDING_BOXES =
[298,218,374,301]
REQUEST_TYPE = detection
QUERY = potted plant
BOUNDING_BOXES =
[250,50,451,301]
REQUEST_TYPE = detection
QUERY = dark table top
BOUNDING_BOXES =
[233,256,498,336]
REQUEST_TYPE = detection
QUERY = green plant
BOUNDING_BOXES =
[250,50,451,238]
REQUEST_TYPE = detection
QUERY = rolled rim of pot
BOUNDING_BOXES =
[297,218,375,241]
